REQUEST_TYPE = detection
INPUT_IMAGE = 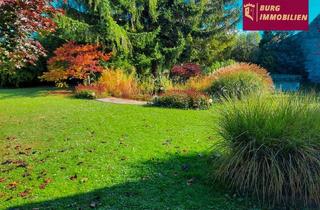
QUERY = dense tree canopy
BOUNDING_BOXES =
[55,0,240,75]
[0,0,60,68]
[257,31,306,76]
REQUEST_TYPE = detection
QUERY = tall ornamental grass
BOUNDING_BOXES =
[98,68,140,99]
[180,63,274,100]
[206,63,274,100]
[214,94,320,208]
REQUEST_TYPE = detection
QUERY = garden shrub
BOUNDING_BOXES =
[74,84,106,99]
[206,63,274,100]
[138,75,173,96]
[97,68,140,99]
[155,75,174,94]
[74,90,97,99]
[170,63,201,82]
[41,42,111,87]
[153,89,212,110]
[214,94,320,208]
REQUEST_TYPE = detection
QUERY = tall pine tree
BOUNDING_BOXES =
[55,0,239,76]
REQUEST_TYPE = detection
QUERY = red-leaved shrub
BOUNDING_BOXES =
[170,63,201,82]
[41,42,111,87]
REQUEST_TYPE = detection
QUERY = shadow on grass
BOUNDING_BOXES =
[0,87,72,99]
[0,87,52,99]
[8,154,249,210]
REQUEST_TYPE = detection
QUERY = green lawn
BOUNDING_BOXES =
[0,88,251,210]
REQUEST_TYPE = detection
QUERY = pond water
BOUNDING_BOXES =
[271,74,302,92]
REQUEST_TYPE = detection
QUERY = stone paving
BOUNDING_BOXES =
[97,97,148,105]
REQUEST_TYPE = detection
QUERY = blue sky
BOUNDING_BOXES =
[309,0,320,21]
[237,0,320,29]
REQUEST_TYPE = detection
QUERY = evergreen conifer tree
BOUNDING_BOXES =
[55,0,239,75]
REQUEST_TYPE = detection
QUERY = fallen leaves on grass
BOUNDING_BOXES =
[1,159,28,168]
[1,160,13,165]
[16,160,28,168]
[7,181,18,190]
[14,145,21,150]
[0,178,5,183]
[70,174,77,181]
[39,156,49,163]
[37,170,47,179]
[17,151,29,156]
[19,189,31,198]
[162,139,172,146]
[5,136,17,141]
[39,178,52,189]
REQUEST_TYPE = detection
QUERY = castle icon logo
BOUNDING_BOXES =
[244,3,257,22]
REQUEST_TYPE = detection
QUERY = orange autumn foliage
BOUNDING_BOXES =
[41,41,111,87]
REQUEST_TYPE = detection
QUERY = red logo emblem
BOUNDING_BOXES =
[243,0,309,31]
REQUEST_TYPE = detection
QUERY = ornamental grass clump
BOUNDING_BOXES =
[206,63,274,100]
[214,94,320,208]
[98,68,140,99]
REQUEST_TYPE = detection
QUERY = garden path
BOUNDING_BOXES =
[97,97,148,105]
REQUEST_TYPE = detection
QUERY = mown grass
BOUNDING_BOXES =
[0,88,252,210]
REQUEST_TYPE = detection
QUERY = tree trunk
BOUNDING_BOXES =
[151,61,158,78]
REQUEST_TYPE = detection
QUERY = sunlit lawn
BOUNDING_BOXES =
[0,88,251,209]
